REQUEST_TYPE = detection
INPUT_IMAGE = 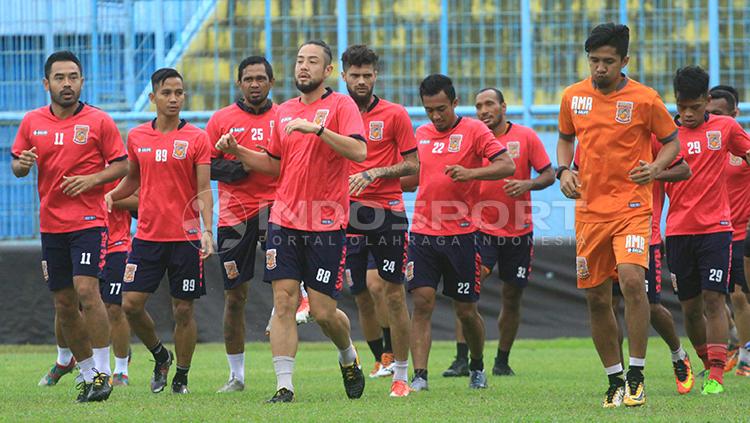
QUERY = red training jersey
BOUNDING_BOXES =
[665,114,750,236]
[102,179,131,253]
[266,88,366,232]
[478,122,551,237]
[11,103,127,233]
[206,101,278,227]
[726,152,750,241]
[349,96,417,211]
[412,117,506,236]
[127,120,211,241]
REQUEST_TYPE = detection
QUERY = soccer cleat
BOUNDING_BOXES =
[172,380,189,394]
[602,383,625,408]
[623,378,645,407]
[442,357,469,377]
[735,361,750,376]
[340,355,366,399]
[369,361,385,378]
[672,355,694,394]
[725,347,739,373]
[295,295,311,325]
[389,380,410,397]
[409,376,428,391]
[150,350,174,393]
[492,362,516,376]
[217,377,245,393]
[701,378,725,395]
[38,358,77,386]
[75,381,93,403]
[112,373,129,387]
[267,387,294,403]
[469,370,488,389]
[85,372,113,402]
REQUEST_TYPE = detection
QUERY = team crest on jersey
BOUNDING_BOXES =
[123,264,137,283]
[313,109,330,126]
[448,134,463,152]
[729,153,744,166]
[266,249,277,270]
[224,260,240,280]
[706,131,722,150]
[41,260,49,282]
[615,101,633,124]
[345,269,353,287]
[369,121,384,141]
[405,261,414,281]
[172,140,189,160]
[506,141,520,159]
[576,256,590,279]
[73,125,90,145]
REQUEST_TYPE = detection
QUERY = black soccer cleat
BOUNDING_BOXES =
[151,350,174,393]
[340,356,366,399]
[75,381,93,403]
[171,379,190,394]
[442,357,469,377]
[266,388,295,403]
[492,361,516,376]
[86,373,113,402]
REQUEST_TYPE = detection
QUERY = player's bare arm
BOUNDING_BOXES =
[400,174,419,192]
[556,133,581,199]
[216,133,280,176]
[349,151,419,196]
[445,151,515,182]
[105,160,141,212]
[286,117,367,162]
[11,147,38,178]
[628,136,680,185]
[503,165,555,198]
[655,160,691,182]
[196,164,214,259]
[112,189,139,211]
[61,159,128,197]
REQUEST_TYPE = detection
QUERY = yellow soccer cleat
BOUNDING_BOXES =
[623,379,646,407]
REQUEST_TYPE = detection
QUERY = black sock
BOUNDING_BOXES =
[608,371,625,386]
[456,342,469,361]
[382,327,392,354]
[627,366,644,381]
[148,341,169,364]
[414,368,428,380]
[173,365,189,385]
[469,356,484,371]
[367,338,384,362]
[496,349,510,366]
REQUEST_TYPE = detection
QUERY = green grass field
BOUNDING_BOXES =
[0,338,747,422]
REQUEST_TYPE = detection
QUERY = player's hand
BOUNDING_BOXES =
[215,133,239,154]
[17,147,38,170]
[559,169,581,199]
[285,118,320,135]
[200,230,214,259]
[503,179,532,197]
[629,160,659,185]
[348,170,376,196]
[104,191,114,213]
[61,174,98,197]
[444,165,474,182]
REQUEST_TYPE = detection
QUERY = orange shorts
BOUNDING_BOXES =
[575,214,651,289]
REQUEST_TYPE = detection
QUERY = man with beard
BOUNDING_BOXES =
[12,50,127,402]
[341,44,418,397]
[206,56,279,393]
[216,40,367,403]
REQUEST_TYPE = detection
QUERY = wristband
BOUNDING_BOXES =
[555,166,570,180]
[316,125,325,136]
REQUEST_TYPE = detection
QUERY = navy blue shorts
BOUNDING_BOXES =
[729,240,748,294]
[666,232,732,301]
[41,227,106,291]
[478,231,533,288]
[612,243,663,304]
[123,238,206,300]
[406,232,481,303]
[263,224,346,300]
[745,234,750,257]
[217,211,268,290]
[99,252,127,305]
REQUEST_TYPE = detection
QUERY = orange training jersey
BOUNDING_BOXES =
[558,76,677,223]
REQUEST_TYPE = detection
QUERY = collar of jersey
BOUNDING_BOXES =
[366,95,380,112]
[151,118,187,130]
[298,87,333,103]
[591,73,628,92]
[49,101,85,117]
[673,112,710,127]
[235,99,273,115]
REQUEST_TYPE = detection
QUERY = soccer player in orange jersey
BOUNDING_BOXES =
[557,23,679,408]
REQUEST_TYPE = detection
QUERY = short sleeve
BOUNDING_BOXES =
[205,114,223,159]
[99,114,127,163]
[651,134,683,168]
[336,96,366,140]
[11,116,31,158]
[394,107,417,154]
[474,123,506,160]
[126,130,139,166]
[558,92,575,136]
[194,130,212,165]
[728,119,750,158]
[648,93,678,142]
[266,113,282,160]
[527,129,552,172]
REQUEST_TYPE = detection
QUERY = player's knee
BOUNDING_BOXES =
[384,285,406,310]
[122,298,144,319]
[105,303,124,322]
[172,301,194,326]
[354,292,375,314]
[273,290,297,318]
[586,290,611,313]
[412,292,435,317]
[225,290,247,314]
[309,303,335,325]
[730,289,749,311]
[455,303,479,322]
[76,285,101,310]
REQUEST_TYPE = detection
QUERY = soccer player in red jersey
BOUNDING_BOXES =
[206,56,278,393]
[405,74,515,392]
[707,86,750,375]
[664,66,750,395]
[106,68,214,395]
[340,45,419,397]
[12,51,127,402]
[216,40,367,403]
